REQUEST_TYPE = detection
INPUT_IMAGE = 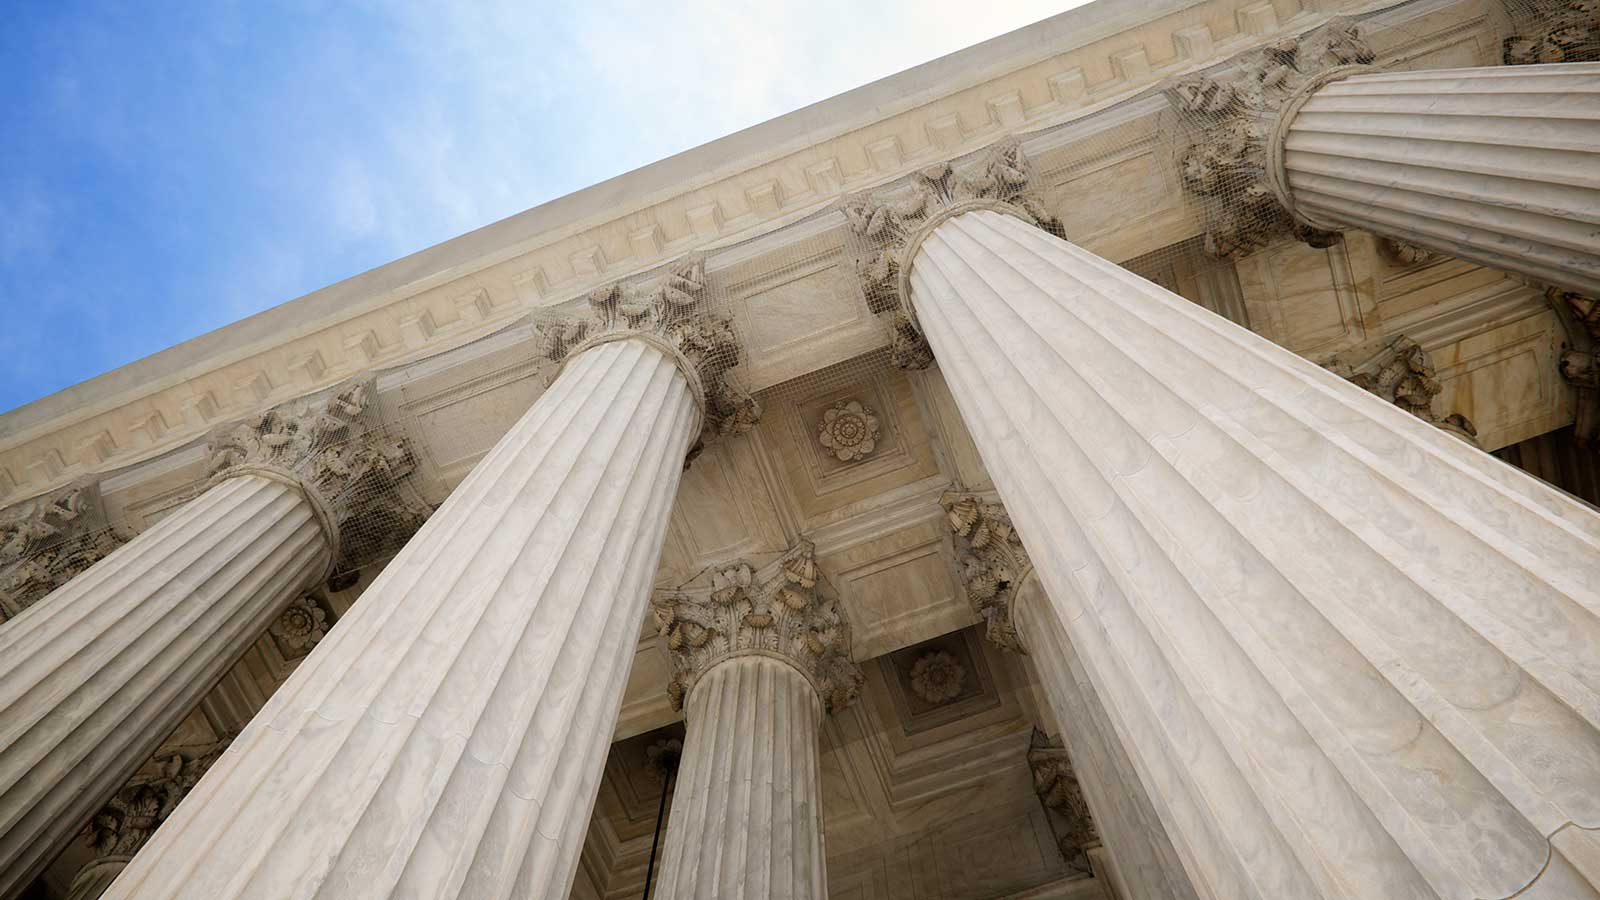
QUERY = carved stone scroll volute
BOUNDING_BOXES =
[204,377,429,580]
[1324,336,1480,446]
[0,482,123,622]
[842,137,1064,371]
[940,489,1032,653]
[534,253,761,462]
[1167,18,1372,259]
[651,540,863,713]
[1028,729,1099,877]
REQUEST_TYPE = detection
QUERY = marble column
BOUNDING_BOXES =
[1267,61,1600,295]
[0,379,413,900]
[941,491,1197,900]
[898,200,1600,899]
[649,542,862,900]
[103,260,761,899]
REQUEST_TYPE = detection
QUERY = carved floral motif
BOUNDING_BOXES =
[0,484,122,621]
[1325,336,1479,444]
[1382,238,1442,267]
[1028,730,1098,876]
[535,254,760,459]
[841,138,1064,370]
[1503,0,1600,64]
[82,736,232,860]
[908,649,966,704]
[206,379,426,574]
[269,593,329,652]
[1168,19,1371,258]
[817,399,881,462]
[940,490,1031,653]
[652,541,862,714]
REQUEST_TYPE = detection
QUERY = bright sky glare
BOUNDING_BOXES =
[0,1,1081,415]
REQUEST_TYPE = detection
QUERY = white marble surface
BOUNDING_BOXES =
[1276,62,1600,295]
[1013,578,1198,900]
[655,655,826,900]
[909,208,1600,900]
[0,474,328,899]
[102,338,699,899]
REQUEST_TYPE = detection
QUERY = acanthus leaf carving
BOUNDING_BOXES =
[535,253,761,461]
[940,489,1031,653]
[81,735,233,861]
[1168,18,1371,259]
[1324,335,1480,445]
[842,137,1063,370]
[0,482,122,621]
[1028,729,1098,877]
[204,378,429,578]
[1503,0,1600,64]
[651,541,863,714]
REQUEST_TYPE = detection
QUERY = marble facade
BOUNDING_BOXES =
[2,0,1598,898]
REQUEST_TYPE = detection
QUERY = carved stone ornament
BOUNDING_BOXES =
[205,378,427,577]
[269,593,329,652]
[908,649,966,704]
[817,398,881,462]
[651,540,863,714]
[0,482,123,622]
[1028,729,1098,876]
[1551,286,1600,444]
[940,490,1031,653]
[1382,237,1442,267]
[1503,0,1600,64]
[81,736,232,861]
[534,253,761,461]
[1167,18,1371,258]
[841,137,1065,370]
[1324,335,1479,445]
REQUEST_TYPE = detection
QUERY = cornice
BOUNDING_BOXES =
[0,0,1471,506]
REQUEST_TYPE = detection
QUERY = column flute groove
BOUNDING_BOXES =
[650,542,858,900]
[906,205,1600,899]
[103,257,760,899]
[0,375,418,900]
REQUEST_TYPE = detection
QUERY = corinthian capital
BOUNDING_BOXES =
[940,490,1032,653]
[651,541,863,714]
[1324,336,1479,445]
[1027,729,1098,876]
[535,254,761,459]
[0,482,122,621]
[81,735,232,861]
[1167,18,1372,258]
[842,137,1064,370]
[205,378,426,577]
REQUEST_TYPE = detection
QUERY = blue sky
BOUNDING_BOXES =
[0,1,1073,414]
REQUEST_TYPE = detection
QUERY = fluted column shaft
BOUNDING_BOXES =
[1270,62,1600,294]
[907,207,1600,899]
[105,337,700,899]
[0,473,330,899]
[1011,578,1196,900]
[655,656,826,900]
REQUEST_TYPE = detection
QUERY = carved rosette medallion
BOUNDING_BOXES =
[1166,18,1372,258]
[940,490,1032,653]
[908,649,966,704]
[1382,238,1442,267]
[269,593,329,652]
[80,736,232,862]
[652,541,863,714]
[205,378,427,579]
[0,482,123,621]
[1324,336,1479,445]
[841,137,1065,370]
[1028,730,1098,876]
[535,254,761,461]
[818,398,881,462]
